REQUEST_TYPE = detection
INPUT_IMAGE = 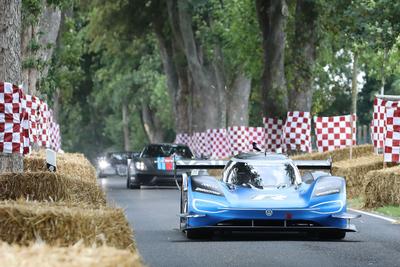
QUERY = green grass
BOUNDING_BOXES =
[348,197,400,221]
[376,206,400,219]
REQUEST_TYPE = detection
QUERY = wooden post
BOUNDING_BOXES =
[350,52,358,160]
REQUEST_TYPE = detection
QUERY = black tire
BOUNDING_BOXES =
[117,165,127,176]
[185,229,213,239]
[127,179,140,189]
[319,230,346,240]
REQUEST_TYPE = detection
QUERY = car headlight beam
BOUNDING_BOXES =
[135,161,147,171]
[98,159,110,170]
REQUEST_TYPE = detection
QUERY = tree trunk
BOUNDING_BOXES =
[170,0,225,132]
[141,103,165,143]
[153,18,190,134]
[256,0,288,117]
[122,102,131,151]
[21,4,61,95]
[380,47,388,95]
[0,0,23,173]
[351,52,358,115]
[350,51,358,159]
[288,0,318,112]
[227,73,251,126]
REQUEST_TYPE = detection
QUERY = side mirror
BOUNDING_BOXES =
[301,172,314,184]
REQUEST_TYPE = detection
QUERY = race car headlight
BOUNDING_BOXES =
[98,159,110,170]
[135,161,147,171]
[313,177,343,197]
[192,179,224,196]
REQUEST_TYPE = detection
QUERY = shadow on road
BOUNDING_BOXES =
[171,231,361,243]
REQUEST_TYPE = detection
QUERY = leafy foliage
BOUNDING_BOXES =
[37,0,400,159]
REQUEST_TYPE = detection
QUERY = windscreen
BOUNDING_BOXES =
[226,162,298,188]
[141,145,193,158]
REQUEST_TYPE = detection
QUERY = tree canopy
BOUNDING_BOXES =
[17,0,400,159]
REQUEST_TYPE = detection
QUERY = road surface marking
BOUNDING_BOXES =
[349,208,397,223]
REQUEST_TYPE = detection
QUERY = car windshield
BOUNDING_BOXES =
[226,162,298,188]
[141,145,193,158]
[108,153,128,161]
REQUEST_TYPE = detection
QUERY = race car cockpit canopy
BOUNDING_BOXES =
[223,161,300,188]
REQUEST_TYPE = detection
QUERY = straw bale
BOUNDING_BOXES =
[364,166,400,208]
[0,172,106,206]
[292,144,374,161]
[0,200,135,250]
[24,154,97,184]
[332,155,384,198]
[0,243,142,267]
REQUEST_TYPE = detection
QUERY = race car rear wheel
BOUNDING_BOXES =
[318,230,346,240]
[185,229,213,239]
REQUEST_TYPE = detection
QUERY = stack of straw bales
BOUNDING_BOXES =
[0,200,134,249]
[332,155,384,198]
[0,242,141,267]
[24,153,97,183]
[364,166,400,208]
[0,151,141,266]
[292,144,374,161]
[0,172,106,206]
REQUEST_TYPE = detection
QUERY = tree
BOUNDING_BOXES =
[288,0,318,112]
[21,0,63,96]
[256,0,288,118]
[0,0,23,172]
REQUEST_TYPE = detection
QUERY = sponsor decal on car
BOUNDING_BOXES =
[157,157,174,170]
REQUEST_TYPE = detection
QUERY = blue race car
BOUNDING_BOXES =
[176,152,360,240]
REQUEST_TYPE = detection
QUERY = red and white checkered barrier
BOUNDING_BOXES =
[23,94,40,144]
[48,110,61,152]
[1,81,62,156]
[283,111,312,153]
[263,117,285,152]
[372,98,400,151]
[248,127,265,151]
[191,132,209,157]
[207,128,230,159]
[175,133,191,146]
[227,126,249,155]
[21,97,31,155]
[384,106,400,162]
[314,114,356,152]
[37,100,50,148]
[0,82,28,154]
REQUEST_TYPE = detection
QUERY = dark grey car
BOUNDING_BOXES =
[127,144,194,189]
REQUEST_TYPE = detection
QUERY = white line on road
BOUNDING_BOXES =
[349,208,398,223]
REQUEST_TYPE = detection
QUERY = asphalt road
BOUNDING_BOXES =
[100,176,400,267]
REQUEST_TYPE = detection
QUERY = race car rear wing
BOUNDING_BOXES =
[293,159,332,171]
[174,159,331,170]
[175,160,228,170]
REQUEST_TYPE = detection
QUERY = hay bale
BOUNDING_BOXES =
[0,243,142,267]
[364,166,400,208]
[24,154,97,184]
[292,144,374,161]
[0,200,135,250]
[0,172,106,206]
[332,155,384,198]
